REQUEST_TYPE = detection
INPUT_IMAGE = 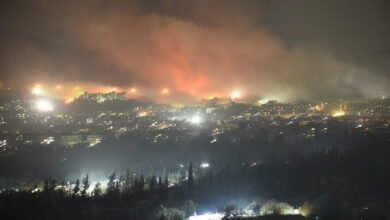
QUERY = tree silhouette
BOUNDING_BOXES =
[158,176,163,190]
[107,171,116,194]
[124,168,132,194]
[149,176,157,192]
[138,175,145,192]
[73,179,80,196]
[43,179,49,192]
[163,176,169,189]
[92,182,102,197]
[119,174,125,192]
[81,174,90,197]
[188,162,194,188]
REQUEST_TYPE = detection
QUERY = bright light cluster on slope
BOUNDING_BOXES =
[35,99,54,112]
[189,213,224,220]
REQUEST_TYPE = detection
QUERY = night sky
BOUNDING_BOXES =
[1,0,389,103]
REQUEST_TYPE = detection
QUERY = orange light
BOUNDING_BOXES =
[129,88,137,94]
[161,88,169,95]
[65,98,74,104]
[31,84,44,96]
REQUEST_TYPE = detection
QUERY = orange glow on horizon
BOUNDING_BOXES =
[25,80,252,105]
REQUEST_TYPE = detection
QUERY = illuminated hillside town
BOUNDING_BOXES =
[0,86,389,219]
[0,87,388,152]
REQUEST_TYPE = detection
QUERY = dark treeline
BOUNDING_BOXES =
[1,130,390,219]
[0,169,193,220]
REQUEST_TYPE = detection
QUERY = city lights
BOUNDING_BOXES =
[35,99,54,112]
[332,110,345,117]
[137,111,148,117]
[189,213,224,220]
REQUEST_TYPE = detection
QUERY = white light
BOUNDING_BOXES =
[230,90,241,100]
[0,140,6,148]
[41,136,55,145]
[258,99,269,105]
[189,213,224,220]
[190,115,202,124]
[36,100,54,112]
[200,162,210,169]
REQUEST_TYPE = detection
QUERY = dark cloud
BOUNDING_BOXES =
[0,0,389,102]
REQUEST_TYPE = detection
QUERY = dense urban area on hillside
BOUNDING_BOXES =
[0,90,389,219]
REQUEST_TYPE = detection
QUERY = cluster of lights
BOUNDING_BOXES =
[189,213,224,220]
[200,162,210,169]
[40,136,55,145]
[189,200,308,220]
[30,82,256,103]
[57,87,248,105]
[332,110,345,117]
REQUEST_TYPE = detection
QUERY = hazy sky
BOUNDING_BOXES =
[1,0,389,102]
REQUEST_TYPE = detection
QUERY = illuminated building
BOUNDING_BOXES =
[59,134,103,148]
[86,135,102,147]
[332,99,347,117]
[77,91,126,103]
[60,135,83,147]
